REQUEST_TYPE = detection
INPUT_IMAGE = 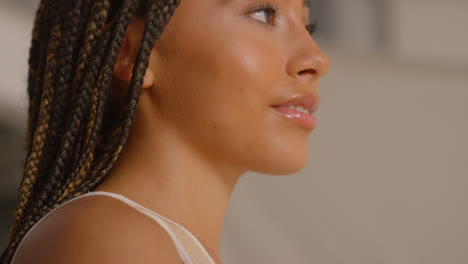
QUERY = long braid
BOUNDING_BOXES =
[11,1,51,250]
[15,1,49,235]
[10,0,65,238]
[1,0,182,262]
[25,0,48,153]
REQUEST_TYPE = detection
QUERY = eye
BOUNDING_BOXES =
[247,2,318,35]
[246,2,279,25]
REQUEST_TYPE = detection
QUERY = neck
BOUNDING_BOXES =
[95,107,245,258]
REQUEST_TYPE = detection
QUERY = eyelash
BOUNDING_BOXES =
[246,2,317,35]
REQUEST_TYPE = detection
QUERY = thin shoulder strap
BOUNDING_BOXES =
[88,191,216,264]
[81,191,194,264]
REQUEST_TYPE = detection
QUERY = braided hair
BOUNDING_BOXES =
[1,0,181,262]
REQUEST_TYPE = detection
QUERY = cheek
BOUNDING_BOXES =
[158,21,279,128]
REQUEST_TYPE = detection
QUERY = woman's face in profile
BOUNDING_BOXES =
[148,0,330,175]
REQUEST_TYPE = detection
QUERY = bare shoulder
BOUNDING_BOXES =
[13,194,183,264]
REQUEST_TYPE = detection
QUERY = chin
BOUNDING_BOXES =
[248,150,310,176]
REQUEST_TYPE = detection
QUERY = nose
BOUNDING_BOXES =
[286,30,331,81]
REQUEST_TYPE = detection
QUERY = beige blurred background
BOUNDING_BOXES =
[1,0,467,263]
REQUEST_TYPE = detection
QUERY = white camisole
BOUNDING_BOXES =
[10,191,217,264]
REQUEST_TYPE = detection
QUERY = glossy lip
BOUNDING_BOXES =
[271,107,317,129]
[270,93,320,130]
[271,93,320,114]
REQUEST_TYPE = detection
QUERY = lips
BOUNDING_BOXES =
[270,93,320,130]
[271,93,320,114]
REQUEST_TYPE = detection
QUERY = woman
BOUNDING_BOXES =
[2,0,330,263]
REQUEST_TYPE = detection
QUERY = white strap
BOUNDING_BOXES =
[129,201,216,264]
[88,191,215,264]
[77,191,194,264]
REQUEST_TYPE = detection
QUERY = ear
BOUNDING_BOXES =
[113,16,154,89]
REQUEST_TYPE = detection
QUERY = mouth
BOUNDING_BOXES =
[271,94,320,130]
[271,106,317,130]
[271,93,320,114]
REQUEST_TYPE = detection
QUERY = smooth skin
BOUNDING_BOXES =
[14,0,330,263]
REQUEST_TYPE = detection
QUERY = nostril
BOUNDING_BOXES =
[299,68,317,76]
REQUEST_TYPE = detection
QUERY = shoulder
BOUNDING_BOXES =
[12,194,183,264]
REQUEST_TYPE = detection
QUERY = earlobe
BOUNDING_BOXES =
[141,64,154,89]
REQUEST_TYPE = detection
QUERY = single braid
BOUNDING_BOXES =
[15,4,49,239]
[24,0,51,159]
